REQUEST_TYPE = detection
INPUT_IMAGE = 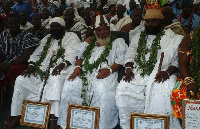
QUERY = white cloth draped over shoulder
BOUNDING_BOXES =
[11,32,81,117]
[57,38,128,129]
[20,22,33,30]
[70,16,88,42]
[110,14,132,31]
[116,29,183,129]
[129,21,145,44]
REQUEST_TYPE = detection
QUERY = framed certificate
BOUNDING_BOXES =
[130,113,169,129]
[20,100,51,129]
[67,104,100,129]
[182,99,200,129]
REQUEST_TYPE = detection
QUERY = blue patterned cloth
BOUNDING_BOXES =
[12,1,32,21]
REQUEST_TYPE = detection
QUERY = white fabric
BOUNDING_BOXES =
[116,29,183,129]
[193,0,200,4]
[110,14,132,31]
[49,17,65,27]
[20,22,33,30]
[70,20,88,41]
[129,21,145,44]
[42,17,51,29]
[11,32,81,117]
[57,38,128,129]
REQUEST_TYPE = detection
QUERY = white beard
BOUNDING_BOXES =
[95,33,111,46]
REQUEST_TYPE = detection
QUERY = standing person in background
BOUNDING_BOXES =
[110,3,132,31]
[64,8,88,41]
[162,6,185,36]
[105,4,116,22]
[19,11,33,30]
[28,13,50,40]
[12,0,32,22]
[121,8,144,42]
[175,3,200,34]
[59,0,69,14]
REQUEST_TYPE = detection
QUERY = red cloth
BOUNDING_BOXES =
[0,64,28,87]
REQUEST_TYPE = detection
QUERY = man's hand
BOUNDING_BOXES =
[52,63,65,76]
[68,67,81,81]
[0,63,9,72]
[123,69,134,83]
[96,69,110,79]
[187,84,199,100]
[155,71,169,83]
[21,65,35,77]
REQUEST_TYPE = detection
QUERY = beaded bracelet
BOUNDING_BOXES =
[183,77,196,86]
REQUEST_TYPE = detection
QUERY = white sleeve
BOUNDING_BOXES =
[28,35,49,62]
[62,32,81,65]
[112,38,128,65]
[124,33,140,64]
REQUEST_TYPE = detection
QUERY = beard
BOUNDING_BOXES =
[145,24,162,35]
[95,33,111,46]
[50,28,65,40]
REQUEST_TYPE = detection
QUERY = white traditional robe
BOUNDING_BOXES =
[11,32,81,117]
[57,38,128,129]
[110,14,132,31]
[116,29,183,129]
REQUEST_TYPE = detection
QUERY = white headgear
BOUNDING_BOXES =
[95,15,110,28]
[49,17,65,27]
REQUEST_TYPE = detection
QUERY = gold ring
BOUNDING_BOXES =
[190,90,194,96]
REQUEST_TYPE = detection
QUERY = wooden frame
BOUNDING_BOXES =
[20,100,51,129]
[67,104,100,129]
[130,113,169,129]
[182,99,200,129]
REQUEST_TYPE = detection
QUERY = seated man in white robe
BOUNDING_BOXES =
[64,8,88,41]
[8,17,81,129]
[57,15,128,129]
[110,3,132,31]
[115,7,184,129]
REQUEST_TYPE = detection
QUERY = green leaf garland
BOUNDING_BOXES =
[81,34,116,106]
[35,36,65,80]
[190,27,200,88]
[134,29,165,77]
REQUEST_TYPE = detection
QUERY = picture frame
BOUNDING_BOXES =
[182,99,200,129]
[67,104,100,129]
[20,100,51,129]
[130,113,169,129]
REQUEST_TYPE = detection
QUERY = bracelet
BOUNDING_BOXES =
[75,65,81,68]
[126,67,132,70]
[29,64,34,67]
[108,67,112,74]
[183,77,196,86]
[165,71,170,78]
[62,62,68,67]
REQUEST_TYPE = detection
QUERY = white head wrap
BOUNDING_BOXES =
[49,17,65,27]
[95,15,110,28]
